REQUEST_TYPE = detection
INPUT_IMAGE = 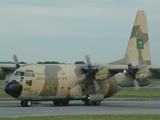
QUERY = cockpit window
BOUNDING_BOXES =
[14,71,24,76]
[25,70,35,77]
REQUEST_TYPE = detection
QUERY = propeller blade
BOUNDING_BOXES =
[78,74,86,81]
[13,54,20,68]
[133,79,140,90]
[124,55,131,65]
[138,63,146,70]
[93,80,99,91]
[82,55,102,91]
[13,54,18,64]
[85,55,91,66]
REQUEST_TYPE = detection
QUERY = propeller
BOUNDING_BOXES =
[13,54,20,68]
[124,55,146,90]
[78,55,105,91]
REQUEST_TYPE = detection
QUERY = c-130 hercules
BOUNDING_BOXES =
[4,10,160,107]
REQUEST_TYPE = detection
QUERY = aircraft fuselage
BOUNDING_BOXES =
[5,64,122,106]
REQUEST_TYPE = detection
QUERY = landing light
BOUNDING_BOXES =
[123,70,127,74]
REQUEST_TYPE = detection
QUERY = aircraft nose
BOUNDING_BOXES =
[4,80,22,98]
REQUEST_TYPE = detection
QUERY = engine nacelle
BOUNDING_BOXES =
[138,70,153,80]
[115,71,152,87]
[96,69,112,80]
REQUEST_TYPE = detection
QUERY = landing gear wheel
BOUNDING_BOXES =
[53,100,61,106]
[26,100,31,107]
[62,100,69,106]
[84,99,91,106]
[92,101,100,106]
[20,100,32,107]
[21,100,26,107]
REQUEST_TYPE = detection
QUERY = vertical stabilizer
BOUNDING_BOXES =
[125,10,151,66]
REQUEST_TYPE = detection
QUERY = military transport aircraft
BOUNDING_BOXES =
[3,10,160,107]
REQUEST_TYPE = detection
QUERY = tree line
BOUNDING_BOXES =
[37,61,85,64]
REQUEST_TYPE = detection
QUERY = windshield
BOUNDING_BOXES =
[14,71,24,76]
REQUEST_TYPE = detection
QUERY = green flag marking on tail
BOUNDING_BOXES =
[137,39,144,49]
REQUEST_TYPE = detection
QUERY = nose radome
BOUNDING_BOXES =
[4,80,22,98]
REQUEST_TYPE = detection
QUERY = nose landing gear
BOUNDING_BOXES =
[21,100,32,107]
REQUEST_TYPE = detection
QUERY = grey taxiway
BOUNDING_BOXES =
[0,101,160,117]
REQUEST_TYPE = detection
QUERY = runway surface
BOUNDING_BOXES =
[0,101,160,117]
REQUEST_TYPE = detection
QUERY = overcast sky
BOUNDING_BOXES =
[0,1,159,65]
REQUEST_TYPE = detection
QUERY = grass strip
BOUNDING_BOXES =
[106,98,152,101]
[115,89,160,97]
[0,98,17,101]
[0,114,160,120]
[0,80,6,84]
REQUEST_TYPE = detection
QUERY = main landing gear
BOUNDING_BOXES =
[53,100,69,106]
[84,99,101,106]
[21,100,32,107]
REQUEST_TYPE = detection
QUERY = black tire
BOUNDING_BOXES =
[92,101,100,106]
[20,100,31,107]
[61,100,69,106]
[25,100,32,107]
[84,99,91,106]
[21,100,26,107]
[53,100,61,106]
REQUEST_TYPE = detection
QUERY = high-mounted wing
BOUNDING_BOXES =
[149,66,160,73]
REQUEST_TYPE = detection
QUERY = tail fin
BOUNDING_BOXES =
[125,10,151,66]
